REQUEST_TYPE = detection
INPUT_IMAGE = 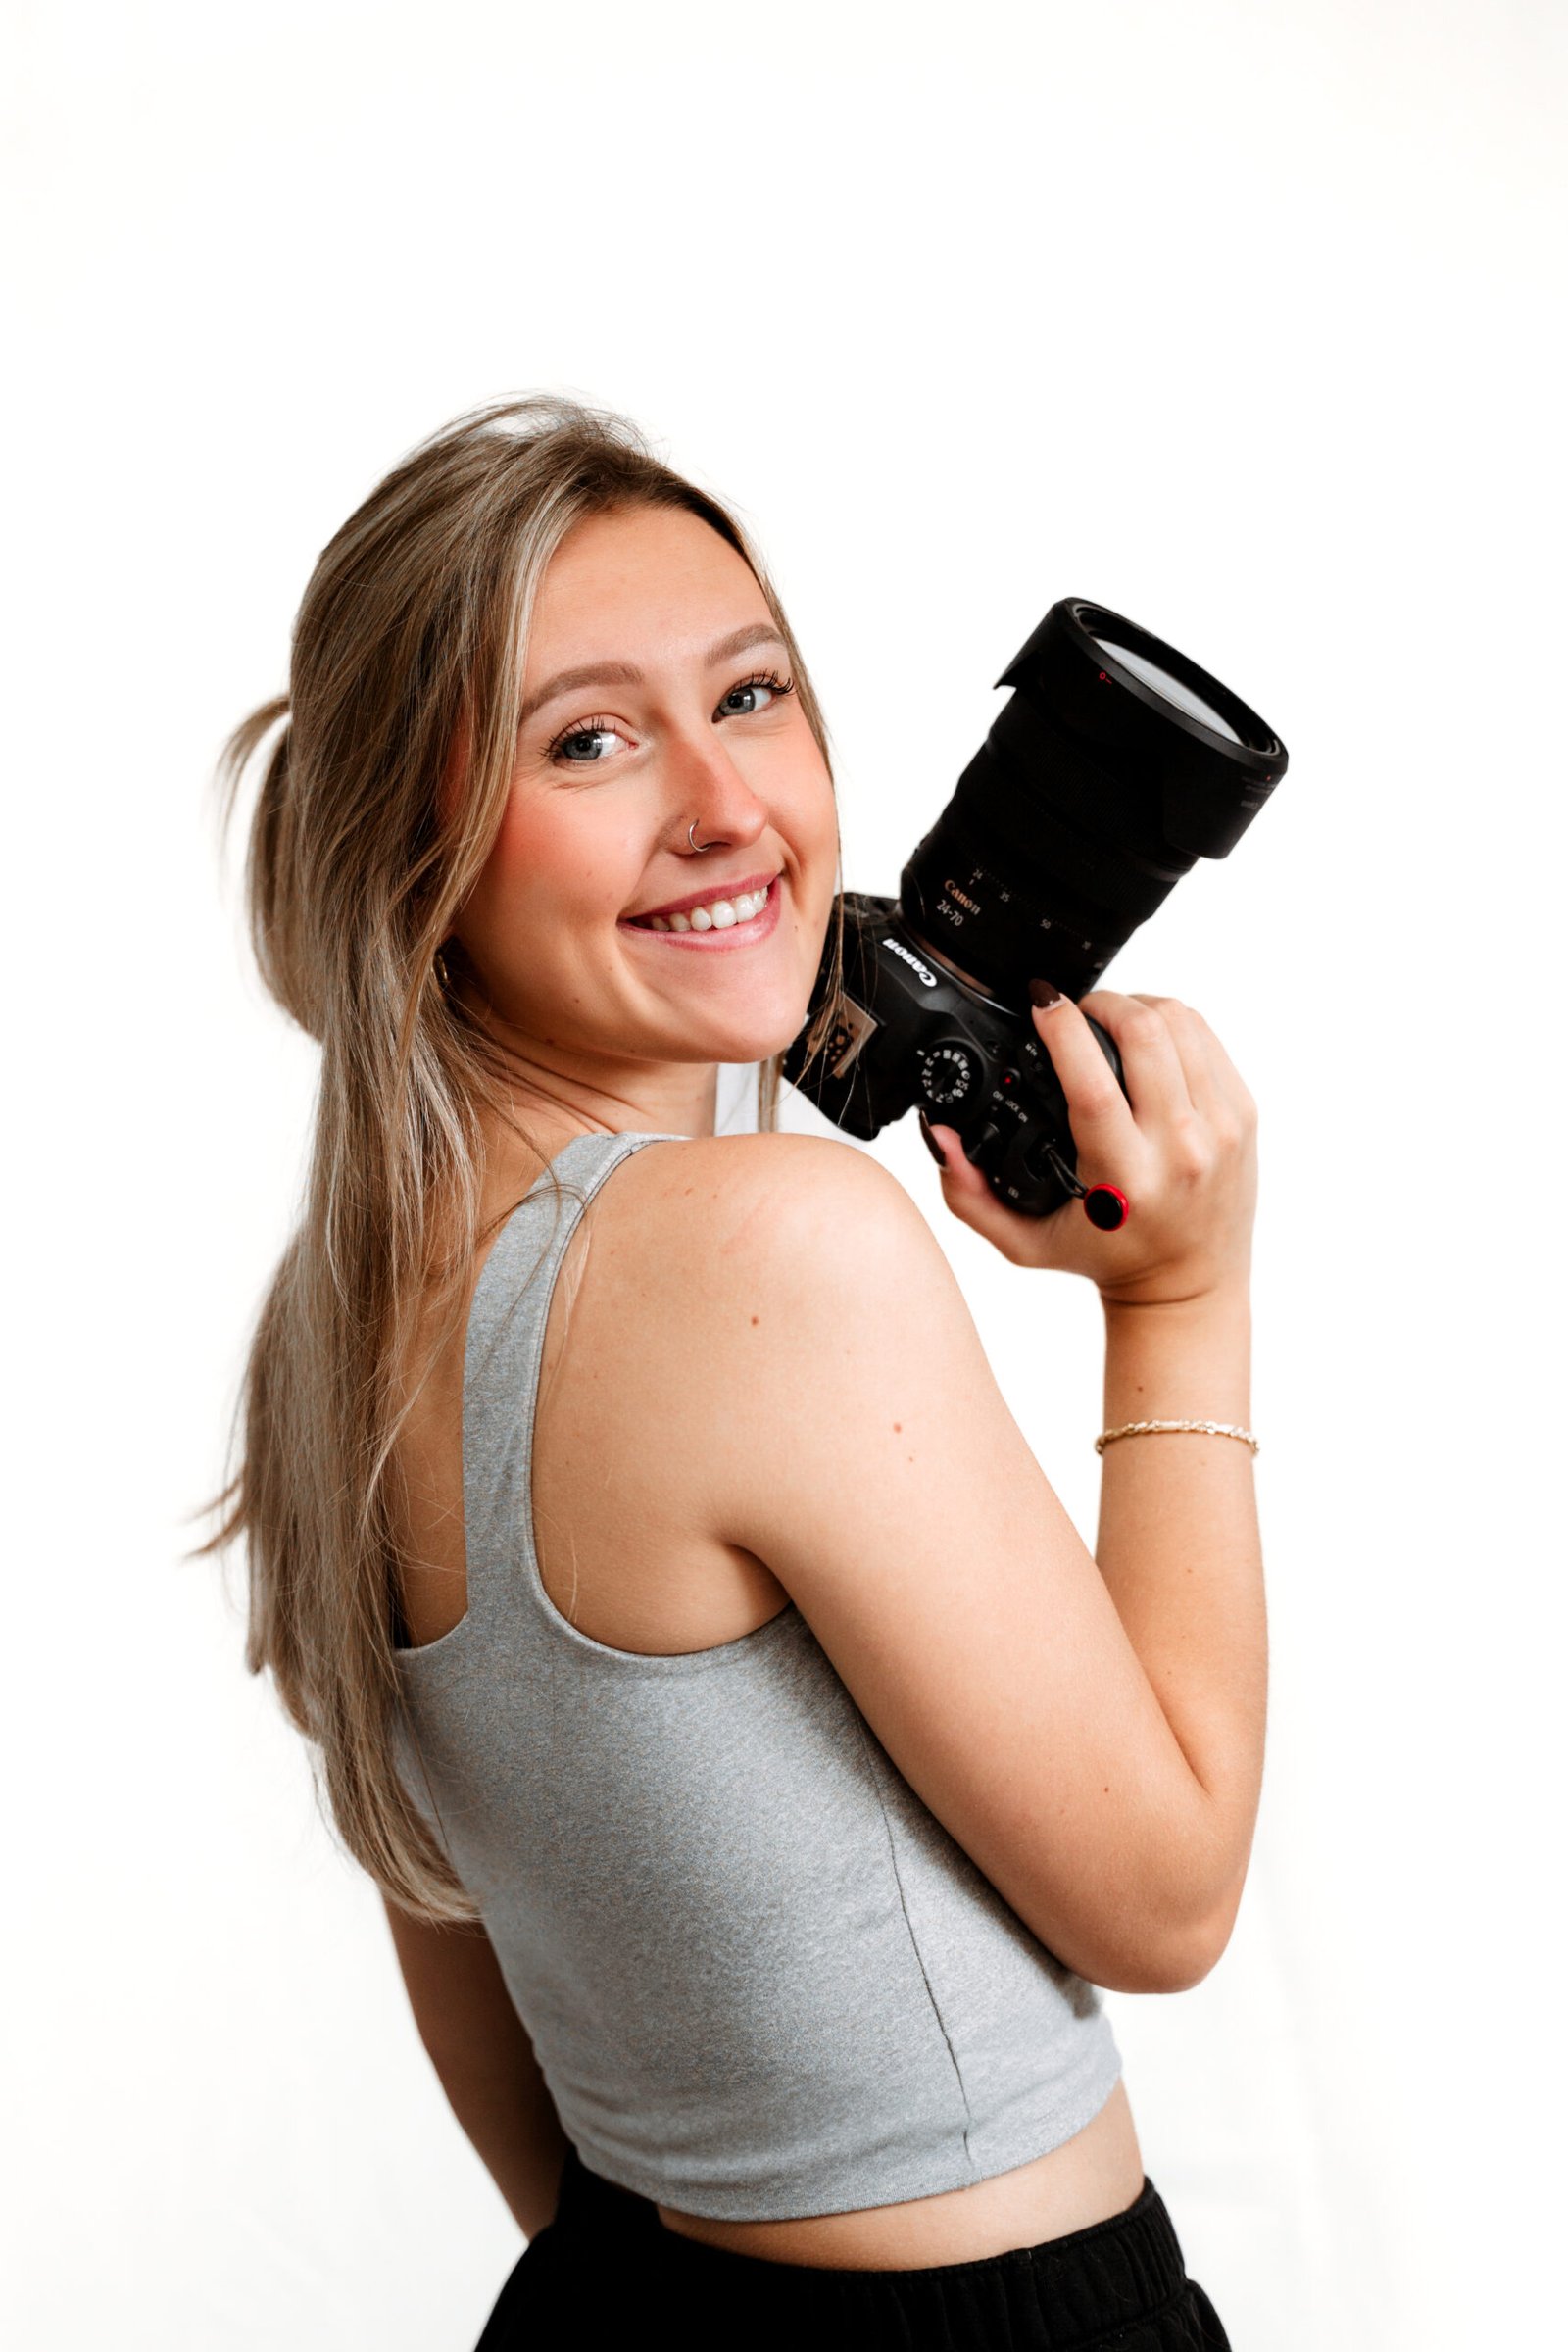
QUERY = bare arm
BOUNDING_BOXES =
[906,982,1267,1986]
[1096,1284,1265,1978]
[382,1895,569,2241]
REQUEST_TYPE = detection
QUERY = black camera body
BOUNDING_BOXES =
[784,888,1128,1219]
[781,599,1287,1220]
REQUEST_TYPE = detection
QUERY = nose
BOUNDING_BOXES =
[664,722,772,851]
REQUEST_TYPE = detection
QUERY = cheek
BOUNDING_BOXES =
[471,796,634,932]
[790,756,840,870]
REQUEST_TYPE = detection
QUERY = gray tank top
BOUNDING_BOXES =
[392,1128,1122,2221]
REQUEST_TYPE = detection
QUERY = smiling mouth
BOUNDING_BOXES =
[618,875,784,949]
[625,879,770,933]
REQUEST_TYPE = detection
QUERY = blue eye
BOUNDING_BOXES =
[544,669,796,765]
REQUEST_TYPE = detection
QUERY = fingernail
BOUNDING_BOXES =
[917,1109,948,1167]
[1028,977,1065,1009]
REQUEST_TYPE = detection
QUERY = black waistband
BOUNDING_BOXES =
[551,2143,1193,2340]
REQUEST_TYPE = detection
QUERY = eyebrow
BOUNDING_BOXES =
[517,621,789,728]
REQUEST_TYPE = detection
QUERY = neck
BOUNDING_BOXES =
[473,1065,723,1180]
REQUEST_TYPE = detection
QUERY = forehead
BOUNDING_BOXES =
[525,505,763,662]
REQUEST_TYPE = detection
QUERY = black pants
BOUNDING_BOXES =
[474,2143,1234,2350]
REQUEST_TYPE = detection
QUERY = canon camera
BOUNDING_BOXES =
[780,599,1288,1221]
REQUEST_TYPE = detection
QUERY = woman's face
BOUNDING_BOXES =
[446,503,840,1139]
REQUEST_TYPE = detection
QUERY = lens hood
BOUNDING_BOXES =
[996,599,1287,860]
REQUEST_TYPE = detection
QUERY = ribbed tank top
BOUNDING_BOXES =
[391,1128,1123,2222]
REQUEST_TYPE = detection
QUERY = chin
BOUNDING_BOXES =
[691,998,815,1071]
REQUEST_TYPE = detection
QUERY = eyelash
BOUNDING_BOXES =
[542,669,797,765]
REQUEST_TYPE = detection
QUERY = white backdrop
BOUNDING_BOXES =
[6,4,1563,2345]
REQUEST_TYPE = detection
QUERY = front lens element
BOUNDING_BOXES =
[1092,638,1245,743]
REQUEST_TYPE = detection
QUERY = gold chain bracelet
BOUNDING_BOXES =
[1095,1418,1259,1456]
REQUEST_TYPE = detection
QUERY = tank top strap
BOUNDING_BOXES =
[460,1129,687,1636]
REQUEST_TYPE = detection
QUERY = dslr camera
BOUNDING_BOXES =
[781,599,1288,1222]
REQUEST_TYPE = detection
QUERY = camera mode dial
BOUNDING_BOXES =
[919,1039,979,1109]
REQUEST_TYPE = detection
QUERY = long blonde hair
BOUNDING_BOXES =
[189,393,847,1925]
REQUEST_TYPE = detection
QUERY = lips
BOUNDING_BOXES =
[621,867,782,924]
[617,871,785,950]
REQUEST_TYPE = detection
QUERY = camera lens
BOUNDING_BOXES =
[896,598,1287,1003]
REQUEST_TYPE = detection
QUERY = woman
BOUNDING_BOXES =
[198,393,1261,2349]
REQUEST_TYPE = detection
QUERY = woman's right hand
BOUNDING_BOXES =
[920,988,1259,1307]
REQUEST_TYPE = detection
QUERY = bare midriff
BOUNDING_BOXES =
[653,2077,1144,2270]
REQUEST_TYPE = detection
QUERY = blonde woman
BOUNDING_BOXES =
[199,394,1260,2349]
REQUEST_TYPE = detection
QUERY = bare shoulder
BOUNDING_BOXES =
[590,1127,959,1391]
[603,1127,936,1271]
[616,1126,1015,1490]
[602,1126,987,1429]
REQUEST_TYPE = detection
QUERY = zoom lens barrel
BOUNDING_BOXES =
[897,598,1287,1003]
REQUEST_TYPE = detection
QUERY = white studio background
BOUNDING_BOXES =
[5,4,1562,2346]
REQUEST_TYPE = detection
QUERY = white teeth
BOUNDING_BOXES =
[635,881,770,934]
